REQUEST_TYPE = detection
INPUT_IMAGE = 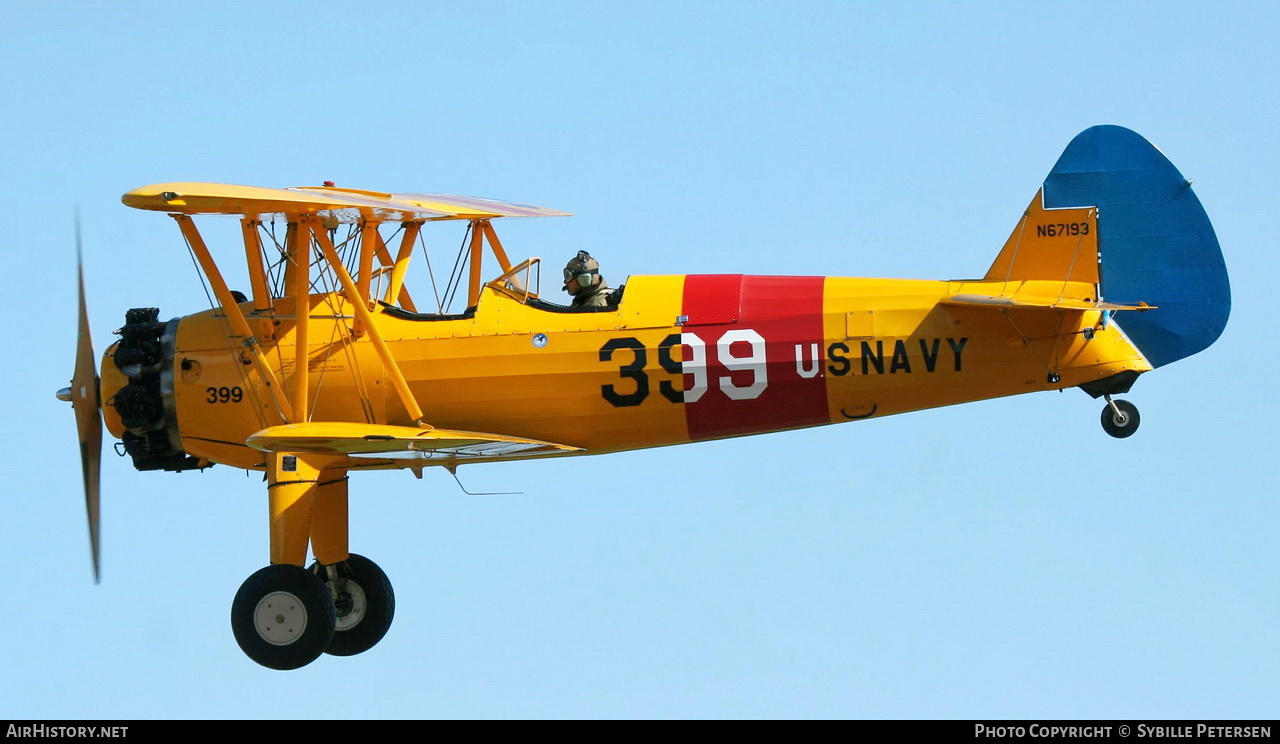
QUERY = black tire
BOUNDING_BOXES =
[1101,399,1140,438]
[231,564,336,670]
[310,554,395,657]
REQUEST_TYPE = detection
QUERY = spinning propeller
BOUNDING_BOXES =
[58,217,102,582]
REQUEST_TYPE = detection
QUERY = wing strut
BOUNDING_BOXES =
[382,221,423,311]
[289,220,311,422]
[307,216,429,426]
[174,215,295,423]
[239,218,276,341]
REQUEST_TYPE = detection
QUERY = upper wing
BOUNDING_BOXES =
[122,183,569,223]
[388,192,571,218]
[246,422,582,463]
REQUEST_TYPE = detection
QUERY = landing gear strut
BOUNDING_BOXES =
[1100,396,1140,438]
[232,456,396,669]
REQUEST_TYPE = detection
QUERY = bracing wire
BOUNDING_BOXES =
[1000,211,1029,298]
[180,231,270,428]
[419,228,444,312]
[307,245,344,422]
[441,224,472,313]
[342,224,378,423]
[1056,208,1096,304]
[309,224,376,423]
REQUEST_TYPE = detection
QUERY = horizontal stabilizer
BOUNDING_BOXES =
[247,423,582,461]
[943,294,1155,312]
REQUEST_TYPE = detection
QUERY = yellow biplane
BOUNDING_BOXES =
[61,126,1230,669]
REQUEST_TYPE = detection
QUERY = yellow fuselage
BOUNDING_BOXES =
[104,273,1149,471]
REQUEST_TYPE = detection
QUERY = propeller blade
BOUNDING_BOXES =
[71,214,102,582]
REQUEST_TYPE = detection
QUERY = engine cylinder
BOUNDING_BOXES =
[108,307,207,472]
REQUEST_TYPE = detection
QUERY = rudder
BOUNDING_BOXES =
[1042,125,1230,368]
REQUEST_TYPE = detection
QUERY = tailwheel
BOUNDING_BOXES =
[311,554,395,657]
[1101,397,1140,439]
[231,564,336,670]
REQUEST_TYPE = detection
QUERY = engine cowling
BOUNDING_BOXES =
[102,307,207,472]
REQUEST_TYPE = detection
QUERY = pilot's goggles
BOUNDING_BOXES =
[564,267,599,281]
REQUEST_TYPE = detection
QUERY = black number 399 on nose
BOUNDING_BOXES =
[206,386,243,403]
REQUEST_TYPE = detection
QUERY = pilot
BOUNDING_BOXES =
[563,251,610,309]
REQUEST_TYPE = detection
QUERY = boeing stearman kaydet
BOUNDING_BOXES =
[58,126,1230,669]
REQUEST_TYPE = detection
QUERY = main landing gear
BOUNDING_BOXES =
[230,455,395,670]
[1100,396,1140,438]
[231,554,395,670]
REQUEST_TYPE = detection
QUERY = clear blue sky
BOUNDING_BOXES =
[3,0,1276,718]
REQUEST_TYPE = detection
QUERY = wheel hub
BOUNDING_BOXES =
[334,580,367,632]
[253,591,309,646]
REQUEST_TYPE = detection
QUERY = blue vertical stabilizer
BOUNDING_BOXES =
[1043,126,1230,367]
